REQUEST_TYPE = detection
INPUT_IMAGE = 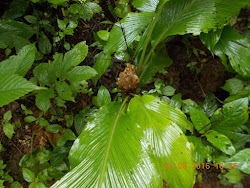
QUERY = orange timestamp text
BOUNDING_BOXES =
[164,162,238,170]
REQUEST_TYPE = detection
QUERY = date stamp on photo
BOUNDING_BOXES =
[164,162,238,170]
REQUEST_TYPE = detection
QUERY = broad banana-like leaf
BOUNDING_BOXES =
[104,12,154,54]
[132,0,159,12]
[0,74,41,107]
[151,0,215,48]
[213,26,250,77]
[200,29,222,52]
[138,0,216,81]
[214,0,249,27]
[127,95,195,188]
[52,101,161,188]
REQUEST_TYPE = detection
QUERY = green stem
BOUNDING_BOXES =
[137,2,165,77]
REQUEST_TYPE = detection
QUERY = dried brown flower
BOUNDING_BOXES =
[117,64,140,93]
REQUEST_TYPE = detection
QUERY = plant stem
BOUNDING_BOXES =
[137,2,165,77]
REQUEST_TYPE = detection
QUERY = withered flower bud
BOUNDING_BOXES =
[117,64,140,93]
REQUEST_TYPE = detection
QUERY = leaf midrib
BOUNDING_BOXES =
[97,101,128,188]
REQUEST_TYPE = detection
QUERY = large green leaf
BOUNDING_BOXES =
[214,0,249,27]
[92,52,112,85]
[152,0,215,47]
[66,66,97,82]
[0,44,36,77]
[211,98,249,132]
[35,89,55,112]
[96,85,111,107]
[57,41,88,78]
[2,0,28,20]
[0,20,34,49]
[0,20,34,38]
[52,101,160,188]
[189,107,211,133]
[140,45,172,85]
[138,0,216,79]
[213,26,250,77]
[128,95,195,188]
[104,12,154,54]
[0,74,41,107]
[225,149,250,174]
[206,130,235,156]
[132,0,159,12]
[222,124,250,150]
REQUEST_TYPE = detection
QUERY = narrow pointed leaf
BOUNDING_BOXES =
[66,66,97,82]
[0,44,36,76]
[96,85,111,107]
[0,74,41,107]
[189,107,210,133]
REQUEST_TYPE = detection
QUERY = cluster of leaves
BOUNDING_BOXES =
[0,0,102,55]
[0,0,249,187]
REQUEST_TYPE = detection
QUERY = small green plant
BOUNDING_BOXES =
[0,159,14,187]
[1,111,15,139]
[33,41,97,111]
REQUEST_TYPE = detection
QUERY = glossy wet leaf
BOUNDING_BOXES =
[187,136,206,163]
[96,85,111,107]
[128,95,195,188]
[199,93,217,117]
[92,52,112,85]
[132,0,159,12]
[0,20,34,39]
[46,124,63,133]
[206,130,235,155]
[152,0,215,48]
[66,66,97,82]
[35,88,55,112]
[213,26,250,77]
[221,78,245,95]
[222,124,250,150]
[38,32,52,55]
[140,47,172,85]
[189,107,210,133]
[214,0,249,27]
[0,44,36,77]
[55,81,74,101]
[52,102,160,188]
[104,12,154,54]
[3,123,15,139]
[33,63,50,86]
[211,98,249,132]
[22,168,36,183]
[225,149,250,174]
[56,41,88,78]
[0,74,41,107]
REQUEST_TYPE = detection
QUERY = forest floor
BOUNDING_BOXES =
[0,1,249,187]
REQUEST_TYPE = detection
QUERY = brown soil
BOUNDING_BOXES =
[164,35,233,104]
